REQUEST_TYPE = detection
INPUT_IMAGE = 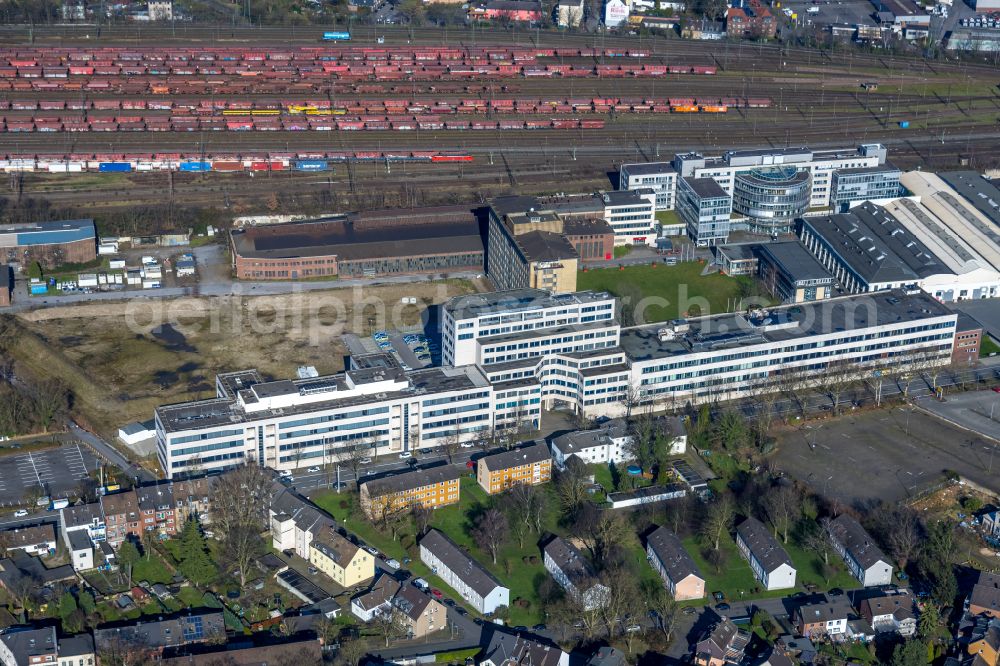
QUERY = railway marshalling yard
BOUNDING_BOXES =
[0,23,998,211]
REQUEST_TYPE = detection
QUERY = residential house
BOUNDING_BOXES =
[472,0,544,22]
[725,0,775,37]
[60,503,105,571]
[351,574,447,637]
[758,647,795,666]
[308,526,374,589]
[0,554,76,594]
[57,635,94,666]
[860,593,917,637]
[419,529,509,615]
[0,626,58,666]
[587,646,628,666]
[846,618,876,643]
[170,477,215,525]
[693,618,751,666]
[93,612,226,658]
[476,442,552,495]
[828,515,893,587]
[645,526,705,601]
[269,484,335,559]
[479,631,569,666]
[796,597,853,639]
[1,525,56,556]
[543,537,609,610]
[100,490,142,547]
[359,466,464,520]
[776,635,817,664]
[735,517,797,591]
[135,483,179,538]
[983,512,1000,538]
[968,621,1000,666]
[549,420,632,469]
[972,572,1000,619]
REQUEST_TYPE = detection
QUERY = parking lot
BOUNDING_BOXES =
[771,403,1000,507]
[917,390,1000,444]
[0,444,100,506]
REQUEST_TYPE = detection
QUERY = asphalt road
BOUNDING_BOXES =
[68,422,157,484]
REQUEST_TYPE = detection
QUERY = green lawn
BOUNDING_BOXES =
[132,552,175,586]
[655,210,683,227]
[613,246,631,259]
[981,335,1000,358]
[315,478,572,626]
[577,262,749,322]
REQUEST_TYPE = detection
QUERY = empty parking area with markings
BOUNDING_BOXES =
[0,444,99,506]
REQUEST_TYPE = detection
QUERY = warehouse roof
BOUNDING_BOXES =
[361,465,465,498]
[231,216,482,261]
[0,219,95,235]
[646,525,704,583]
[938,171,1000,226]
[801,201,949,284]
[420,529,506,598]
[562,217,616,237]
[736,517,794,574]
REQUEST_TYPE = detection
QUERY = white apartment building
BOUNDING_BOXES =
[155,354,494,478]
[548,420,632,468]
[673,143,888,210]
[619,162,678,211]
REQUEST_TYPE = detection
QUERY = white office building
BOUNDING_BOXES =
[155,354,494,478]
[600,189,658,246]
[619,162,678,211]
[673,143,888,211]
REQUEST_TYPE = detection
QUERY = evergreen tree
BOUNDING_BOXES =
[177,518,217,586]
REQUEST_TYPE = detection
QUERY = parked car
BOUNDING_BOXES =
[385,559,401,570]
[460,442,475,448]
[278,470,293,478]
[307,466,321,473]
[715,603,731,612]
[413,578,429,591]
[431,589,443,599]
[360,457,372,464]
[13,509,28,518]
[364,546,379,557]
[399,451,412,459]
[308,566,318,575]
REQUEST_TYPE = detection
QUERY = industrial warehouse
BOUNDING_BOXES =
[0,219,96,268]
[229,206,485,279]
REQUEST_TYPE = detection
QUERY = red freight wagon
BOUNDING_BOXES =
[39,101,65,110]
[525,119,551,129]
[551,119,578,129]
[213,161,243,171]
[145,120,171,131]
[64,121,90,131]
[691,66,717,74]
[11,100,37,110]
[580,119,605,129]
[226,120,253,130]
[498,119,523,129]
[118,121,145,131]
[668,66,692,74]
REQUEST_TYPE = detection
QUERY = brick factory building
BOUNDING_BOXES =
[0,219,97,269]
[230,206,485,280]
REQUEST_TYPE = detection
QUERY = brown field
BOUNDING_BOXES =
[9,278,482,439]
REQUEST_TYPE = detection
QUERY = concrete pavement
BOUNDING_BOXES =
[68,422,157,484]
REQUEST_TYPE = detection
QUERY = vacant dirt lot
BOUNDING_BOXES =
[10,279,481,437]
[770,403,1000,508]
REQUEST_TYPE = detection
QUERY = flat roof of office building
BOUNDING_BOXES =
[683,177,729,199]
[444,288,613,319]
[514,230,580,263]
[756,241,833,283]
[620,288,954,363]
[157,362,490,433]
[621,162,676,176]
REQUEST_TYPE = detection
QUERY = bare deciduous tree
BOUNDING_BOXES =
[702,496,735,551]
[472,508,509,564]
[762,485,801,544]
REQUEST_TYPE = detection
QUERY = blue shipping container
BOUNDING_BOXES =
[179,162,212,172]
[323,31,351,40]
[294,160,328,171]
[99,162,132,172]
[898,121,910,128]
[30,284,47,295]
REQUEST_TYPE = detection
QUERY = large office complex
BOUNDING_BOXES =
[154,353,494,478]
[830,164,903,212]
[731,166,812,233]
[157,283,958,476]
